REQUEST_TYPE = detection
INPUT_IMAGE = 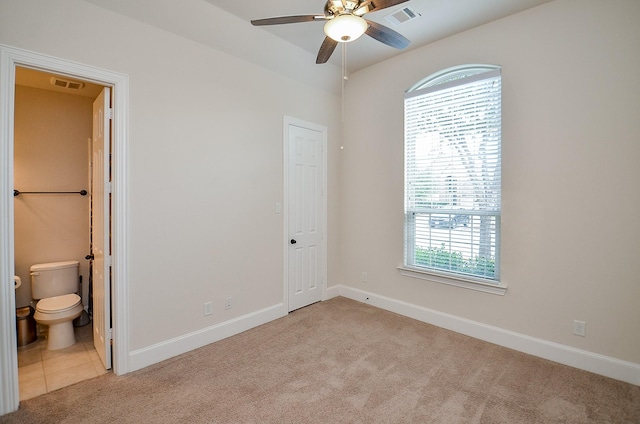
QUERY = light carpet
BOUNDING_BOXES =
[2,297,639,423]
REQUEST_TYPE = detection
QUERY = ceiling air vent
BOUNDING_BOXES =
[384,6,421,26]
[50,77,85,90]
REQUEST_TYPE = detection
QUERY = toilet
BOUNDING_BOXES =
[31,261,84,350]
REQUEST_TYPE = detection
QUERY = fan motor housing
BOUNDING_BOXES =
[325,0,371,16]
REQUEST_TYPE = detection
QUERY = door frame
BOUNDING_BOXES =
[0,44,130,415]
[282,116,328,314]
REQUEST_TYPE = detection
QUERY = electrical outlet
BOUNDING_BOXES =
[573,320,586,337]
[204,301,213,316]
[225,296,232,310]
[361,272,368,283]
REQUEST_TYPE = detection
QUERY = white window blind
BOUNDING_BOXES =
[404,67,501,282]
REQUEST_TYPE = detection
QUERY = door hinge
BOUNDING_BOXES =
[107,108,113,120]
[107,328,113,345]
[106,255,112,267]
[105,181,112,193]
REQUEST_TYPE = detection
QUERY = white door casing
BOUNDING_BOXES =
[284,117,327,312]
[92,88,112,370]
[0,45,129,415]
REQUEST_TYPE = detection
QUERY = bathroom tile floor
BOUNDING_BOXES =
[17,322,109,401]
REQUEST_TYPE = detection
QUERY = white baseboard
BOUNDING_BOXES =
[129,304,285,372]
[336,285,640,386]
[128,287,640,386]
[326,284,341,299]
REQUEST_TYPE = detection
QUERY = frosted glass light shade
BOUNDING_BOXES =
[324,14,368,43]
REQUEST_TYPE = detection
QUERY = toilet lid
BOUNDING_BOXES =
[36,294,81,313]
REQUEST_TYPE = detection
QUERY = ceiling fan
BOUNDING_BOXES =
[251,0,411,64]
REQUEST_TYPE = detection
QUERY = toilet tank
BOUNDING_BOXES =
[30,261,79,299]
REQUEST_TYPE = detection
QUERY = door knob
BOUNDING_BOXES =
[290,239,297,244]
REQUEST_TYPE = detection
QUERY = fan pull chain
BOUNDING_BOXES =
[340,42,347,150]
[341,42,348,123]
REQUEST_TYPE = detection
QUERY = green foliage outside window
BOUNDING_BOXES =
[415,244,495,278]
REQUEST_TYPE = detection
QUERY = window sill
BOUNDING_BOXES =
[397,266,508,296]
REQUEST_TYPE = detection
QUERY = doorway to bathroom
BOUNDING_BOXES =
[0,45,130,415]
[13,67,112,400]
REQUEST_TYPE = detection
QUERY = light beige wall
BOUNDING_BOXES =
[13,86,92,308]
[0,0,342,351]
[338,0,640,364]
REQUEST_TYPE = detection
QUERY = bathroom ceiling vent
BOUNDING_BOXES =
[50,77,85,90]
[384,6,421,27]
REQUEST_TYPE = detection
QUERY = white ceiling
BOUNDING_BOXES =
[204,0,553,71]
[77,0,552,89]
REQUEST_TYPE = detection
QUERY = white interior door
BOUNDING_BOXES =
[92,87,112,369]
[287,120,326,312]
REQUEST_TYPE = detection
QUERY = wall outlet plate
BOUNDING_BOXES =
[573,320,586,337]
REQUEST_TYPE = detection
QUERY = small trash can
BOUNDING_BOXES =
[16,306,37,346]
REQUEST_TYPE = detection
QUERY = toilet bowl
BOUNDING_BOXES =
[34,294,83,350]
[30,261,83,351]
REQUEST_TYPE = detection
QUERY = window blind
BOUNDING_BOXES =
[404,68,501,281]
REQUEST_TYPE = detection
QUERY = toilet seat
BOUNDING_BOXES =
[33,294,83,350]
[36,294,81,314]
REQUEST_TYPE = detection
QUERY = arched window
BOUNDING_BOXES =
[404,65,501,283]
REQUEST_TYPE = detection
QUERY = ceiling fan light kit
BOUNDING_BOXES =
[251,0,411,64]
[324,14,368,42]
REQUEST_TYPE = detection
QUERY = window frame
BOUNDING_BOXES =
[401,65,506,295]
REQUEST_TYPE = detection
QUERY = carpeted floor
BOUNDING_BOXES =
[2,297,639,423]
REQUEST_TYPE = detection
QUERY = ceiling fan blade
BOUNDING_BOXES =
[368,0,410,13]
[316,37,338,64]
[365,20,410,49]
[251,15,324,26]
